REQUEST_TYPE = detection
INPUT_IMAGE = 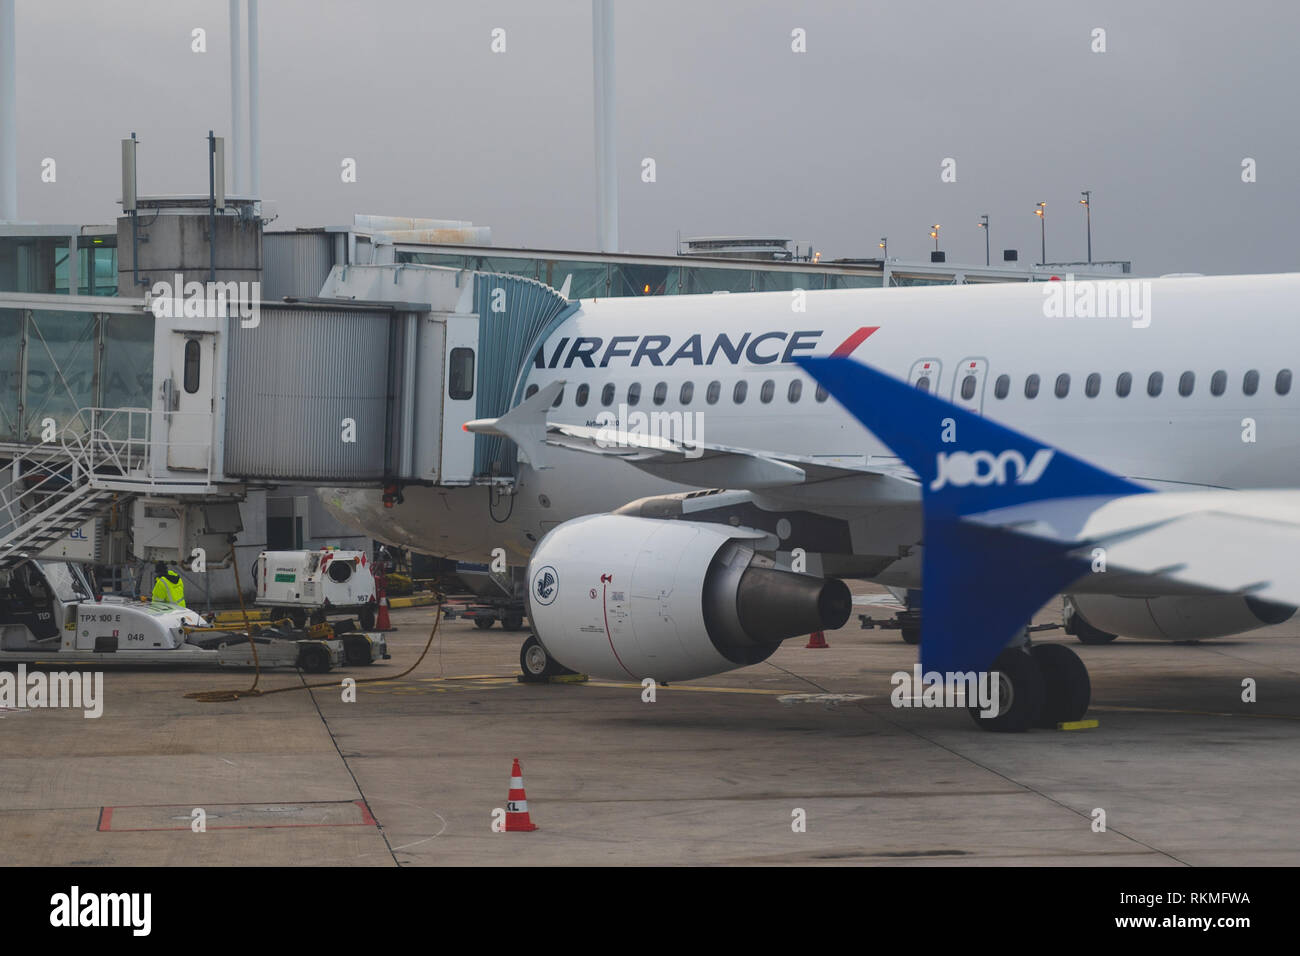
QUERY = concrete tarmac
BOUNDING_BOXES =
[2,589,1297,866]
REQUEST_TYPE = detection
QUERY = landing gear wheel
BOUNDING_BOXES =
[474,616,496,630]
[1074,618,1119,645]
[969,648,1045,733]
[900,626,920,645]
[297,644,331,674]
[358,606,376,630]
[1030,644,1091,726]
[502,614,525,631]
[520,634,565,678]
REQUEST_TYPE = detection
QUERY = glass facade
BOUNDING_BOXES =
[0,235,118,295]
[0,308,152,443]
[396,249,886,298]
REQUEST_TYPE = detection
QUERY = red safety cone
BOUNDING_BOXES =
[375,596,393,631]
[505,758,539,831]
[805,630,828,649]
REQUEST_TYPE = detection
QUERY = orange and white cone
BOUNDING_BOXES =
[505,758,539,831]
[805,630,828,649]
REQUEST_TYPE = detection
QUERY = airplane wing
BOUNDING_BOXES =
[795,356,1300,675]
[463,379,920,493]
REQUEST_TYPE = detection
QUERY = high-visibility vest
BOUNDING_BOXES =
[152,572,186,607]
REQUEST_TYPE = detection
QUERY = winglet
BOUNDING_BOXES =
[795,356,1148,674]
[463,380,564,469]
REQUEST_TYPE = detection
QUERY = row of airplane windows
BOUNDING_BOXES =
[524,367,1294,409]
[525,378,833,407]
[971,368,1294,401]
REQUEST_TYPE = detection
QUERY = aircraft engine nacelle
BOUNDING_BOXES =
[1069,593,1295,641]
[526,515,851,682]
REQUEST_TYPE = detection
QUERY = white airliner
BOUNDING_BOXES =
[323,273,1300,731]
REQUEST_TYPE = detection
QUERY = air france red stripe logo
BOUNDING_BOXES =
[830,326,879,358]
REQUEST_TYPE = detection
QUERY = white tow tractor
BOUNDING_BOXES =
[0,559,387,671]
[255,549,379,630]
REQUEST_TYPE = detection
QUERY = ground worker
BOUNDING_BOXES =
[151,562,186,607]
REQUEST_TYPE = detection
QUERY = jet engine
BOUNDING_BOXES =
[526,514,851,682]
[1069,593,1295,641]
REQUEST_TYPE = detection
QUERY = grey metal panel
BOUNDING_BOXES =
[223,305,391,480]
[262,232,336,300]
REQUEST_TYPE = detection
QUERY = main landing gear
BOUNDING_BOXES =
[519,634,574,679]
[970,634,1092,733]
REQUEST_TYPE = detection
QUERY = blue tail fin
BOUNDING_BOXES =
[796,356,1148,674]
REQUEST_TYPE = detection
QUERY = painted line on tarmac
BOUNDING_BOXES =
[1090,704,1300,721]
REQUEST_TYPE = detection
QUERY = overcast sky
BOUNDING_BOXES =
[10,0,1300,275]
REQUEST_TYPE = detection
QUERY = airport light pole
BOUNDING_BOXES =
[878,236,887,259]
[930,224,940,252]
[1035,202,1046,265]
[978,215,989,266]
[1080,190,1092,264]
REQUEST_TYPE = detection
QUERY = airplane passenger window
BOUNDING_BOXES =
[1210,370,1227,396]
[1055,373,1070,398]
[653,382,667,405]
[1178,371,1195,397]
[760,380,775,403]
[915,376,931,392]
[552,386,565,407]
[1147,372,1163,397]
[706,381,721,404]
[627,382,641,406]
[601,383,615,406]
[815,384,829,403]
[575,384,589,407]
[733,381,748,403]
[788,379,803,402]
[680,382,694,404]
[1085,373,1100,398]
[525,384,539,399]
[1243,369,1259,396]
[1024,374,1040,399]
[1116,372,1132,397]
[960,375,977,400]
[1277,369,1292,395]
[993,374,1010,399]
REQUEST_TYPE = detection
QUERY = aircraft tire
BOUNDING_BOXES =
[969,649,1045,733]
[1030,643,1091,726]
[520,635,565,678]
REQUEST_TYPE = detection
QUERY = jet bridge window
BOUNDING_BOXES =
[788,379,803,402]
[601,383,615,406]
[1116,372,1132,397]
[1054,374,1070,398]
[1147,372,1163,397]
[1243,369,1259,396]
[653,382,668,405]
[760,380,775,403]
[733,381,748,404]
[1085,373,1101,398]
[993,374,1010,399]
[627,382,641,406]
[448,347,475,400]
[1178,371,1195,396]
[1277,369,1292,395]
[680,382,694,404]
[706,381,721,404]
[1210,370,1227,396]
[575,384,589,407]
[1024,374,1040,399]
[183,339,202,394]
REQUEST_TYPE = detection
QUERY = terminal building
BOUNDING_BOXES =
[0,158,1134,605]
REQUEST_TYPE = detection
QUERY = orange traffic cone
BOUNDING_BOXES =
[375,596,393,631]
[505,758,539,831]
[805,630,828,648]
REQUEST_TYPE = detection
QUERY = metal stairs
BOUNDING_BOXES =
[0,450,127,570]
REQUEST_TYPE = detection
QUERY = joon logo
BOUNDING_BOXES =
[930,449,1054,492]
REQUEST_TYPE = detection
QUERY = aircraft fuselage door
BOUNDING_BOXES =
[952,357,989,414]
[167,333,215,471]
[907,358,942,394]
